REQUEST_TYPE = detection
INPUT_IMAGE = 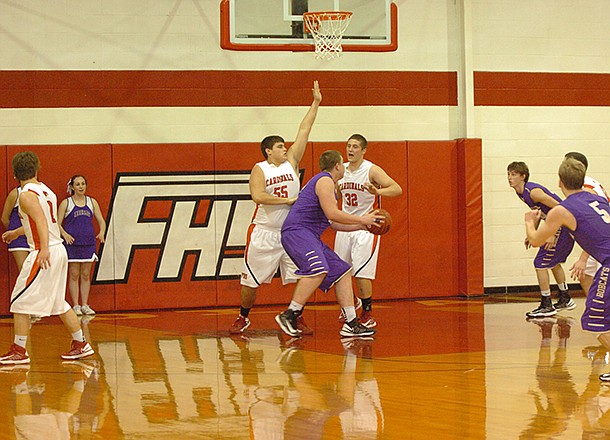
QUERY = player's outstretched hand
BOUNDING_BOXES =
[312,80,322,103]
[364,182,380,196]
[569,260,585,281]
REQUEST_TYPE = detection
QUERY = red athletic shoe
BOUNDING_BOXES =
[0,344,30,365]
[229,315,251,334]
[359,310,377,328]
[296,315,314,335]
[61,340,95,360]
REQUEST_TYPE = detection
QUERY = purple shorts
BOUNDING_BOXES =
[65,243,98,262]
[533,226,574,269]
[281,228,351,293]
[582,264,610,332]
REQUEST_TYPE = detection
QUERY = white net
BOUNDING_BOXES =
[303,12,353,60]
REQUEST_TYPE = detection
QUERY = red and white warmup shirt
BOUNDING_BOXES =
[19,182,64,251]
[584,175,610,201]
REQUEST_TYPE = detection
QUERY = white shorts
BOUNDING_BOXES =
[334,229,380,280]
[585,255,602,277]
[240,225,298,288]
[10,245,71,317]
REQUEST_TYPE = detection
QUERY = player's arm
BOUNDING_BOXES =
[287,81,322,170]
[367,165,403,197]
[249,165,296,206]
[92,198,107,243]
[530,187,560,209]
[1,226,24,244]
[525,205,574,248]
[316,176,380,226]
[19,191,51,269]
[330,222,365,232]
[1,188,18,229]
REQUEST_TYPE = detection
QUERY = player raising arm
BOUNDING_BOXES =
[230,81,322,335]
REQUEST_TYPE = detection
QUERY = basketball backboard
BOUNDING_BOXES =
[220,0,397,52]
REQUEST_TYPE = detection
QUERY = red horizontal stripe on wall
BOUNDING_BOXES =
[475,72,610,106]
[0,70,457,108]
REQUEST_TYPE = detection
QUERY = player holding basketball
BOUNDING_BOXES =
[230,81,322,335]
[563,152,610,295]
[275,150,382,338]
[508,161,575,318]
[523,158,610,382]
[0,151,94,365]
[335,134,402,327]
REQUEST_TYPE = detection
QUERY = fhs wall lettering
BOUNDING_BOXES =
[94,172,255,283]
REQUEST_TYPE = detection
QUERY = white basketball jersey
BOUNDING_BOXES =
[338,160,376,216]
[584,176,610,201]
[19,182,63,250]
[252,160,300,229]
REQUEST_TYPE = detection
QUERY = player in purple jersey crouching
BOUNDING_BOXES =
[275,150,383,338]
[524,158,610,382]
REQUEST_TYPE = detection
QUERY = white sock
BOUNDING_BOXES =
[288,301,304,312]
[14,335,28,349]
[558,282,568,291]
[541,290,551,297]
[342,306,356,322]
[71,330,85,342]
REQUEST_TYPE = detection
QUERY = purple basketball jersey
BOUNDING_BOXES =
[281,171,351,292]
[282,172,333,237]
[561,191,610,333]
[517,181,574,268]
[518,181,562,216]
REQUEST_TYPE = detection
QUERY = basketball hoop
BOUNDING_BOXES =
[303,11,353,60]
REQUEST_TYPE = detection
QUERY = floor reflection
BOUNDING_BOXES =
[6,296,610,438]
[520,317,578,439]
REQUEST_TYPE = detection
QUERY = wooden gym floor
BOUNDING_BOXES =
[0,294,605,439]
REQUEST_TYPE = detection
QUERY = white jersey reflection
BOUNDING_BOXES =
[94,332,384,438]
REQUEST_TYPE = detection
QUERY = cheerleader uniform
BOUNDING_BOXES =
[63,196,98,262]
[7,187,29,253]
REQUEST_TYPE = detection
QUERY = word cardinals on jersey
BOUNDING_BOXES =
[265,173,295,187]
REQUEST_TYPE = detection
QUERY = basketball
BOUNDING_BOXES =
[367,209,392,235]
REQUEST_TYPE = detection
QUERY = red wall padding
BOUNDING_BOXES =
[0,140,482,315]
[407,141,460,297]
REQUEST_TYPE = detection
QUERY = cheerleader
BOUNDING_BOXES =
[58,175,106,315]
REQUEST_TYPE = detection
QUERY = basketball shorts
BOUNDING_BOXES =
[241,225,298,288]
[581,264,610,333]
[65,243,98,262]
[533,226,574,269]
[281,228,351,293]
[334,229,380,280]
[585,255,601,277]
[8,234,29,252]
[10,244,71,317]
